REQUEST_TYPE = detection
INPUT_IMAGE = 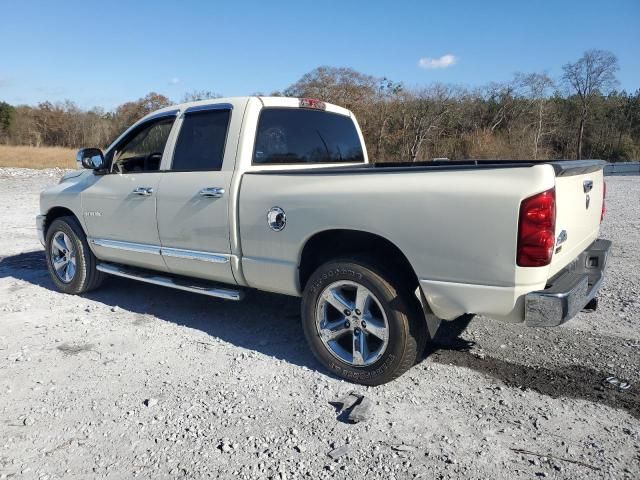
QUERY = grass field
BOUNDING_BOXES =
[0,145,77,169]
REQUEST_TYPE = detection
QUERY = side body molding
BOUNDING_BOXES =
[88,238,231,264]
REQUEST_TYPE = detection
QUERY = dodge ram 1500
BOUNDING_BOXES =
[37,96,611,384]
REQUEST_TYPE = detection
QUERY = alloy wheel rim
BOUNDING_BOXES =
[50,231,76,283]
[315,280,389,367]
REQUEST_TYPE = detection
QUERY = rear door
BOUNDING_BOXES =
[156,104,237,284]
[549,165,605,276]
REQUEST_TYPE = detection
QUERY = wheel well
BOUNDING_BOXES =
[299,229,419,292]
[44,207,80,236]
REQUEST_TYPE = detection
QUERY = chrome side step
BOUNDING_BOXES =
[96,263,243,301]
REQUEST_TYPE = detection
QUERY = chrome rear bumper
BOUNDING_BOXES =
[524,239,611,327]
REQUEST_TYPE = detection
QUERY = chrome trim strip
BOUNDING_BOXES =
[89,238,161,255]
[88,237,230,263]
[161,247,230,264]
[184,103,233,114]
[96,263,242,301]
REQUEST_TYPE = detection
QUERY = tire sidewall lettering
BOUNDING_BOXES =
[311,267,363,295]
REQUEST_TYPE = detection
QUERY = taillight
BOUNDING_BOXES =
[517,188,556,267]
[601,181,606,223]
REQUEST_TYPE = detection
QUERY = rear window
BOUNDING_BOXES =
[171,109,230,171]
[253,108,364,165]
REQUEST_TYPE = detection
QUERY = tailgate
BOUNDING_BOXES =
[548,160,606,277]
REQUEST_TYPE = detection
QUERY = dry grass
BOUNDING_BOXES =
[0,145,77,169]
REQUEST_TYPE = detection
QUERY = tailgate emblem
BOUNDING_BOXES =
[583,180,593,193]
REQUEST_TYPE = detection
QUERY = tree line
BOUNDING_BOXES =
[0,49,638,162]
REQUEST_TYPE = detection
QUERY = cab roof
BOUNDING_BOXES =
[146,96,353,120]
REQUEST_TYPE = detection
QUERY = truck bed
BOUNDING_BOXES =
[239,158,606,323]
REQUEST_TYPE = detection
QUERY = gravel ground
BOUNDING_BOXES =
[0,168,638,480]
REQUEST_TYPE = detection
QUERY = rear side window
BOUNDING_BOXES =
[171,109,231,171]
[253,108,364,165]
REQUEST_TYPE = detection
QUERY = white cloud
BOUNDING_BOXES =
[168,77,181,85]
[418,54,457,70]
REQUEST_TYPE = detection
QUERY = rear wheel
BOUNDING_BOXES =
[45,216,104,294]
[301,258,426,385]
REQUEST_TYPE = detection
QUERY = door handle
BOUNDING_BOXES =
[132,187,153,196]
[199,187,225,198]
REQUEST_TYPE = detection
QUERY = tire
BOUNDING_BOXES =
[301,258,426,386]
[44,216,104,295]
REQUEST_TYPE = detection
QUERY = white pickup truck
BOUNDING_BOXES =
[37,96,610,385]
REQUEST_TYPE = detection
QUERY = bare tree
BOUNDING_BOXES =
[562,50,618,159]
[515,72,555,159]
[284,66,379,110]
[397,85,452,161]
[2,61,639,163]
[368,79,403,159]
[113,92,172,136]
[181,90,221,102]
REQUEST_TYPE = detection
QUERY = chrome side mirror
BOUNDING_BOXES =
[77,148,105,170]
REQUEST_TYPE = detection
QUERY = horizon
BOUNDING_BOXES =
[1,0,639,110]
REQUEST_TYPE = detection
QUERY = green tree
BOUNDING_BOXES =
[0,101,15,139]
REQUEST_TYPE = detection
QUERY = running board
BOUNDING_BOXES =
[96,263,243,301]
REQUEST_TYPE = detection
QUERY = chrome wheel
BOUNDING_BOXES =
[315,280,389,366]
[50,231,76,283]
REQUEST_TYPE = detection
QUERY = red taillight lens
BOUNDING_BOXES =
[601,180,606,223]
[517,188,556,267]
[299,98,326,110]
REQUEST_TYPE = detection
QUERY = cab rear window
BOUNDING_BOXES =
[253,108,364,165]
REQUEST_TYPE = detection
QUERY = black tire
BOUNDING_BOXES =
[44,216,104,295]
[301,258,426,386]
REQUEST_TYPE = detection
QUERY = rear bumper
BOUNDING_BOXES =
[524,238,611,327]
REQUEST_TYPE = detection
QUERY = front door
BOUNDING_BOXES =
[82,114,177,271]
[156,105,236,284]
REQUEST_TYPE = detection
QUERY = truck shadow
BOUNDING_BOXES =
[0,250,319,372]
[1,250,638,419]
[428,317,639,419]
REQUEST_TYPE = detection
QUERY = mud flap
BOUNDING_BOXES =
[415,286,442,340]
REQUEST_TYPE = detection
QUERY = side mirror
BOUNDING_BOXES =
[77,148,105,170]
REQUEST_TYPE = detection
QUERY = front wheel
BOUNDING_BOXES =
[301,258,426,385]
[45,216,104,295]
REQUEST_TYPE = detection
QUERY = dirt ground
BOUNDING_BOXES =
[0,147,76,170]
[0,168,638,480]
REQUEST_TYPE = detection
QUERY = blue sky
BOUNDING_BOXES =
[1,0,638,110]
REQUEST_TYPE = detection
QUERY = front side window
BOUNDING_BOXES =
[110,117,175,173]
[253,109,364,165]
[171,109,231,171]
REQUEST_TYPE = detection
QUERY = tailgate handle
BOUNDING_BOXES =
[583,180,593,193]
